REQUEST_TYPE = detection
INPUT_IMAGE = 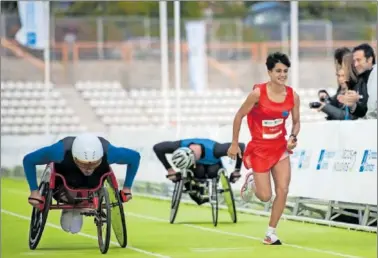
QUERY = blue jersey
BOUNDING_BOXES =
[23,136,140,191]
[180,138,220,165]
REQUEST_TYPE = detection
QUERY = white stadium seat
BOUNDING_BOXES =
[1,81,86,135]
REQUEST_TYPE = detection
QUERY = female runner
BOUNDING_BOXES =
[227,52,300,245]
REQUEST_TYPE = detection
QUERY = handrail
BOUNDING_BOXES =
[1,38,45,70]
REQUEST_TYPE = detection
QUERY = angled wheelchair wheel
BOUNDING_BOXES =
[169,179,184,224]
[219,170,237,223]
[96,187,112,254]
[106,179,127,248]
[29,181,53,250]
[210,178,219,227]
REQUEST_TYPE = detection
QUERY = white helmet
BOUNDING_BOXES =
[171,147,195,170]
[72,133,104,163]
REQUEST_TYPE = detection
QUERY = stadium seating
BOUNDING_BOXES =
[1,80,332,134]
[1,81,86,135]
[75,80,329,130]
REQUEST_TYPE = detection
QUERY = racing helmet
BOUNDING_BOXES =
[171,147,195,170]
[72,133,104,171]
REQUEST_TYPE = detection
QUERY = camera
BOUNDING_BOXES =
[309,102,322,109]
[309,94,330,109]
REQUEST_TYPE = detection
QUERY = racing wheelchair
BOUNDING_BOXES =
[169,167,237,227]
[28,163,127,254]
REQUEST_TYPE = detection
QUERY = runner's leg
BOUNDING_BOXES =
[269,152,290,228]
[264,152,290,245]
[241,153,272,202]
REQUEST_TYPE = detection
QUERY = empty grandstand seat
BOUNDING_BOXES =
[1,81,86,135]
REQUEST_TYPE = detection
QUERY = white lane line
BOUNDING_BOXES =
[21,251,84,256]
[1,209,171,258]
[4,188,365,258]
[191,247,254,252]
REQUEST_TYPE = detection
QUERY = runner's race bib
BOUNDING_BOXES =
[262,119,284,139]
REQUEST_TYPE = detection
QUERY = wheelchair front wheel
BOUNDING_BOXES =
[210,178,219,227]
[29,181,53,250]
[169,179,184,224]
[96,187,112,254]
[106,178,127,248]
[220,170,237,223]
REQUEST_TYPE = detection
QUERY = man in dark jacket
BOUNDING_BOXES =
[342,43,375,118]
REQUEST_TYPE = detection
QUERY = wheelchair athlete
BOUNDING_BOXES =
[153,138,245,205]
[23,133,141,234]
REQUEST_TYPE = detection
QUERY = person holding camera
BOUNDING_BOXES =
[309,67,357,120]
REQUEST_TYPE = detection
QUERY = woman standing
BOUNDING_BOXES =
[227,52,300,245]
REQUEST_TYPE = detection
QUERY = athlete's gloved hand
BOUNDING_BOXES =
[28,190,44,207]
[119,189,132,203]
[229,170,241,183]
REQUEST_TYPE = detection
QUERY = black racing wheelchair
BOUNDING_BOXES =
[169,167,237,227]
[29,163,127,254]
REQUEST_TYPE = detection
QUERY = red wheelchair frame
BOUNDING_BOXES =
[29,162,127,254]
[37,162,119,211]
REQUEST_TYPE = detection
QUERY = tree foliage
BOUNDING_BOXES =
[57,1,245,19]
[60,1,205,18]
[1,1,376,22]
[1,1,17,13]
[298,1,377,22]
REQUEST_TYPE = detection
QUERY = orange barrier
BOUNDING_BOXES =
[64,40,375,63]
[2,38,376,82]
[1,38,69,71]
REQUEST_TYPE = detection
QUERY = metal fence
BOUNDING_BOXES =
[1,14,376,56]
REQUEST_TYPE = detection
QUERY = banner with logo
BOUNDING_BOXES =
[15,1,49,49]
[1,120,376,205]
[286,120,377,205]
[185,21,208,92]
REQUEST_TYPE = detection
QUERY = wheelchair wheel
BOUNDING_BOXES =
[106,179,127,248]
[210,178,219,227]
[219,170,237,223]
[29,181,53,250]
[169,179,184,224]
[96,187,112,254]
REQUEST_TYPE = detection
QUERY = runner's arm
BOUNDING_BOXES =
[107,144,141,188]
[214,142,246,170]
[23,141,65,191]
[153,141,181,170]
[232,88,260,144]
[290,92,301,137]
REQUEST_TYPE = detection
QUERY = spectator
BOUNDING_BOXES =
[337,50,371,119]
[334,47,351,68]
[317,66,358,120]
[353,43,375,76]
[339,43,375,118]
